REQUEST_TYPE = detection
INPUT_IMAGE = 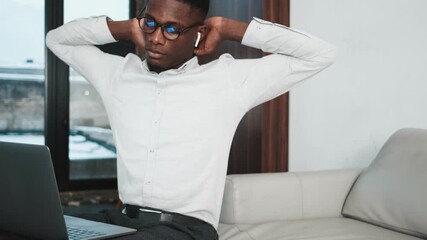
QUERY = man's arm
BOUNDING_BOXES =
[46,16,134,94]
[195,16,336,110]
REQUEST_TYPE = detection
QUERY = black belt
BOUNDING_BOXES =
[122,204,207,226]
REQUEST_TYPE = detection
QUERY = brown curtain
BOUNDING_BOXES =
[260,0,290,172]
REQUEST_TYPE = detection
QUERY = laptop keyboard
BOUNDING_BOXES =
[67,226,107,240]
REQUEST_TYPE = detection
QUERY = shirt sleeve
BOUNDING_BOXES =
[45,16,122,95]
[225,17,337,110]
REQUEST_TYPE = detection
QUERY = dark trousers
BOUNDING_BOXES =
[81,208,218,240]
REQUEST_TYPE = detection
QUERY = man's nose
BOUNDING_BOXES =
[149,27,166,45]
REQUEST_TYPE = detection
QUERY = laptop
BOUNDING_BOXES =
[0,141,136,240]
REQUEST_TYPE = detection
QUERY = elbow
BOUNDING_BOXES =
[324,45,337,66]
[321,44,337,67]
[45,30,54,49]
[45,29,59,50]
[303,43,337,70]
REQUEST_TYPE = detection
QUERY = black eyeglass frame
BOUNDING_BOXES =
[136,6,201,40]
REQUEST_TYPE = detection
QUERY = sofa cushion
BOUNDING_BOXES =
[218,218,422,240]
[220,169,361,224]
[342,128,427,238]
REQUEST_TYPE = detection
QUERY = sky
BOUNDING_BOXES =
[0,0,128,66]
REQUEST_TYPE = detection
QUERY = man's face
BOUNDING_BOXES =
[143,0,202,73]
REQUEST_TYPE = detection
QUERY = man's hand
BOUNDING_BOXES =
[129,18,145,51]
[107,18,145,52]
[194,17,249,56]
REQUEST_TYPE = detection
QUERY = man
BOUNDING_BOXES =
[46,0,336,239]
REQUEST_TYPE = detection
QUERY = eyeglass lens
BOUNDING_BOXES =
[140,18,180,40]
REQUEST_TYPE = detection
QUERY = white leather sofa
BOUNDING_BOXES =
[217,128,427,240]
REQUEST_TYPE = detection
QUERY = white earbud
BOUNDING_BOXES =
[195,32,201,48]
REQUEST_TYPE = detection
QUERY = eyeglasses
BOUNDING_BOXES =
[136,7,200,41]
[137,17,200,40]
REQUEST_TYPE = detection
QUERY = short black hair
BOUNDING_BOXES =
[177,0,210,19]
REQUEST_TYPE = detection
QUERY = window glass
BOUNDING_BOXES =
[64,0,129,180]
[0,1,45,145]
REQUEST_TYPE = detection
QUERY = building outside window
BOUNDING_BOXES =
[0,1,45,145]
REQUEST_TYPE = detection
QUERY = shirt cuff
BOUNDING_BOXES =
[241,17,312,51]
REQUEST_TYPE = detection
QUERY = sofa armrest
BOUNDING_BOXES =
[219,168,361,225]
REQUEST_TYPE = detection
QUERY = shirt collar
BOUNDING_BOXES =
[142,56,199,75]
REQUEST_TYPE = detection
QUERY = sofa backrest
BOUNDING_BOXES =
[342,128,427,239]
[220,168,361,225]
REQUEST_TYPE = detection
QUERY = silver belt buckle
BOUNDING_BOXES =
[139,208,162,214]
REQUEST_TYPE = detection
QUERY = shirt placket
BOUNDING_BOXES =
[142,75,164,205]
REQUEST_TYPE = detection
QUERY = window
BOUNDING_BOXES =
[64,0,129,180]
[0,1,45,145]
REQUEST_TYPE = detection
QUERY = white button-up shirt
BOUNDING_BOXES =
[46,16,335,228]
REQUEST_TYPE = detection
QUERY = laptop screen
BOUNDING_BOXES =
[0,141,136,240]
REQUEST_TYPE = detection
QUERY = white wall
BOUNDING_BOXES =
[289,0,427,171]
